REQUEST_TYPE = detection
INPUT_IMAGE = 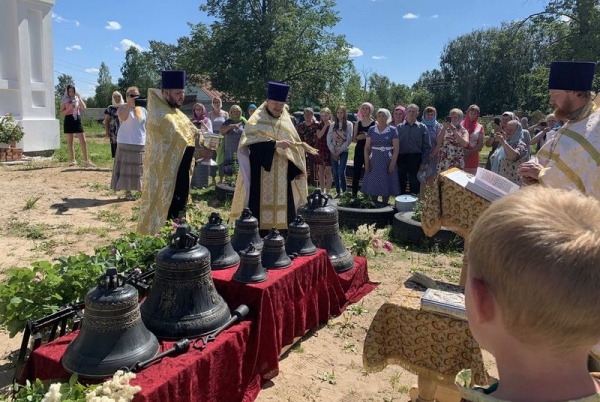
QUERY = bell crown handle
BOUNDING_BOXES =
[294,215,305,225]
[209,212,222,225]
[100,267,123,290]
[241,208,253,220]
[171,224,199,249]
[307,189,329,208]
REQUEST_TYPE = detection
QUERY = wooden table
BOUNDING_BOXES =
[363,279,489,402]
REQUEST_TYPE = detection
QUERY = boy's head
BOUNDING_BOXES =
[466,186,600,357]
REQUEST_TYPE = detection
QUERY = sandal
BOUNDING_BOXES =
[69,161,76,166]
[83,160,96,168]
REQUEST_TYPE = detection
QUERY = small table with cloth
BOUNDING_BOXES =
[421,168,491,286]
[363,278,489,402]
[22,250,377,402]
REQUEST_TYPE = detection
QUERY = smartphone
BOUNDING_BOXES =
[540,121,547,127]
[494,117,501,126]
[134,98,147,108]
[445,116,452,123]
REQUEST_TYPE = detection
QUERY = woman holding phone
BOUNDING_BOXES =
[431,108,469,174]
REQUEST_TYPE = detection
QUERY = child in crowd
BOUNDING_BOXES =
[458,186,600,401]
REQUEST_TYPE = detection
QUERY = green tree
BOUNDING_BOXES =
[95,62,119,108]
[118,47,160,99]
[343,68,363,112]
[190,0,351,105]
[147,40,180,72]
[408,88,435,112]
[55,74,74,101]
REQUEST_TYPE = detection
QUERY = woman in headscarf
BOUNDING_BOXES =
[104,91,124,158]
[60,84,95,167]
[420,106,443,196]
[485,111,517,170]
[351,102,375,197]
[489,120,528,185]
[218,104,246,183]
[361,108,399,204]
[392,105,406,128]
[462,104,485,175]
[190,103,214,189]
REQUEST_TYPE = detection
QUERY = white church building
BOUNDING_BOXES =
[1,0,59,152]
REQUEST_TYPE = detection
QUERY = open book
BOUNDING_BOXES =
[420,288,467,321]
[444,168,519,202]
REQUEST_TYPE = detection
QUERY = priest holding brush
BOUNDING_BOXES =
[230,81,317,233]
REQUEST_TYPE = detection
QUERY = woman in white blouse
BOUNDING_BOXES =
[327,106,353,198]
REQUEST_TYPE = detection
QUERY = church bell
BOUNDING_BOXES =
[199,212,240,270]
[231,208,264,252]
[298,189,354,273]
[62,267,159,379]
[261,228,292,269]
[285,215,317,256]
[140,224,231,339]
[233,243,268,283]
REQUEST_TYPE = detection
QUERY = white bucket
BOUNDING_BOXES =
[395,194,418,212]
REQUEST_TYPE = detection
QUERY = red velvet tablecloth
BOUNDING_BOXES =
[22,250,376,402]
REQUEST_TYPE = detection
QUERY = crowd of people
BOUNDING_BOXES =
[56,60,600,401]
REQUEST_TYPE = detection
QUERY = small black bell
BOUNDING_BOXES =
[231,208,264,252]
[199,212,240,270]
[298,189,354,273]
[233,243,268,283]
[285,215,317,256]
[261,228,292,269]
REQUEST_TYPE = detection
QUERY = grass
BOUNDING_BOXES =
[24,195,42,210]
[53,121,113,167]
[96,209,124,227]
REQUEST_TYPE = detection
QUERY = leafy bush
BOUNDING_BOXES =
[411,200,425,222]
[337,192,376,209]
[0,113,25,144]
[0,224,178,337]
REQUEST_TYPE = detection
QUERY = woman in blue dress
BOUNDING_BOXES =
[361,108,400,204]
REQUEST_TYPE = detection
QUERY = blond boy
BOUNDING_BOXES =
[458,186,600,401]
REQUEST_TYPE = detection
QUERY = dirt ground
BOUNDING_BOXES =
[0,160,494,402]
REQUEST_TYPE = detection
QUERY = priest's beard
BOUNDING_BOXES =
[553,97,576,121]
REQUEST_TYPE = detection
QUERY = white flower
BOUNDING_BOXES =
[42,383,62,402]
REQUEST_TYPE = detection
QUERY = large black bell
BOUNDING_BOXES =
[140,225,231,339]
[261,228,292,269]
[62,267,159,379]
[231,208,264,252]
[285,215,317,256]
[298,189,354,273]
[233,243,267,283]
[199,212,240,270]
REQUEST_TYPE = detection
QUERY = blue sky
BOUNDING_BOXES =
[51,0,547,98]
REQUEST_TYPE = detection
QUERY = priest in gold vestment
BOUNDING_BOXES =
[519,61,600,200]
[230,82,308,232]
[137,71,198,235]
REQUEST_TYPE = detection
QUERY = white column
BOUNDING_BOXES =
[0,0,59,152]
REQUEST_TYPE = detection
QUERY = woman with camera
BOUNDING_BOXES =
[110,86,147,201]
[462,104,485,175]
[432,108,469,174]
[489,120,528,185]
[60,84,95,167]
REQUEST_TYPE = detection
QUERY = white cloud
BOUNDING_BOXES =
[403,13,418,19]
[65,44,82,51]
[431,14,439,19]
[348,47,364,58]
[372,56,386,60]
[85,68,100,74]
[52,13,69,23]
[52,13,79,26]
[106,21,122,31]
[117,39,144,52]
